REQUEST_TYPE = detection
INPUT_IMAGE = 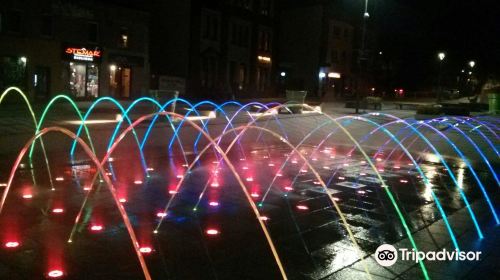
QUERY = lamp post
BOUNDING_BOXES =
[468,60,476,96]
[356,0,370,114]
[437,52,445,102]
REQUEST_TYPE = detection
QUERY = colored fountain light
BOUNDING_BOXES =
[209,201,219,207]
[0,183,7,187]
[360,172,366,176]
[291,159,298,164]
[206,228,219,236]
[156,212,167,218]
[343,163,349,166]
[83,186,91,191]
[55,177,64,181]
[250,192,260,198]
[394,166,401,169]
[168,190,178,194]
[260,216,270,221]
[105,172,113,176]
[357,190,366,194]
[108,157,114,162]
[268,162,275,167]
[52,208,64,214]
[4,241,19,248]
[119,198,127,203]
[300,169,307,173]
[210,181,220,187]
[246,177,254,182]
[276,172,283,177]
[47,270,64,278]
[139,246,152,254]
[376,157,383,162]
[242,166,249,170]
[133,180,143,185]
[90,225,103,232]
[284,186,293,191]
[338,176,345,180]
[332,197,340,202]
[22,193,33,199]
[400,179,409,183]
[176,174,183,179]
[296,205,309,211]
[146,167,154,171]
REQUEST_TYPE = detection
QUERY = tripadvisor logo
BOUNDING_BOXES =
[374,244,482,267]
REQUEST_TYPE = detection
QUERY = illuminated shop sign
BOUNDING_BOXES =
[63,45,102,62]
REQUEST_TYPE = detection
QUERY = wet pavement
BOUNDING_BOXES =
[0,111,498,279]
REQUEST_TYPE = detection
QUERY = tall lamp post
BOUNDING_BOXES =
[437,52,445,102]
[468,60,475,96]
[356,0,370,114]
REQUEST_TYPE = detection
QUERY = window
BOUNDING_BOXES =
[257,67,269,91]
[120,27,129,48]
[41,15,52,37]
[202,12,219,41]
[333,25,341,38]
[233,0,252,10]
[331,50,338,63]
[258,30,271,51]
[230,62,247,90]
[4,11,22,33]
[201,56,217,88]
[68,62,99,98]
[343,28,349,39]
[231,22,249,47]
[88,22,98,43]
[259,0,272,16]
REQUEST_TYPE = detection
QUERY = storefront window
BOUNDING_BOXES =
[87,64,98,97]
[69,62,99,98]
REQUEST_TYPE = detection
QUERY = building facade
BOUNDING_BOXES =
[150,0,277,100]
[0,0,149,101]
[277,0,360,99]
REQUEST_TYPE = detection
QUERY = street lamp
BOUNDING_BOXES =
[437,52,446,102]
[469,60,475,68]
[355,0,370,114]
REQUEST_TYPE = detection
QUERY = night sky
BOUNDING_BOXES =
[376,0,500,89]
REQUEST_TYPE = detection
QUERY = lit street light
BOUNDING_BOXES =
[437,52,446,102]
[469,60,475,68]
[355,0,370,114]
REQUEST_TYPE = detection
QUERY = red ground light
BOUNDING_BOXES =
[47,269,64,278]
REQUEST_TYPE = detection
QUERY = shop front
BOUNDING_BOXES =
[62,45,102,99]
[108,54,146,99]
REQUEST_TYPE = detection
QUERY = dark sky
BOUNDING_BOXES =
[375,0,500,88]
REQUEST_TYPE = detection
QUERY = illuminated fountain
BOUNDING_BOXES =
[0,86,498,279]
